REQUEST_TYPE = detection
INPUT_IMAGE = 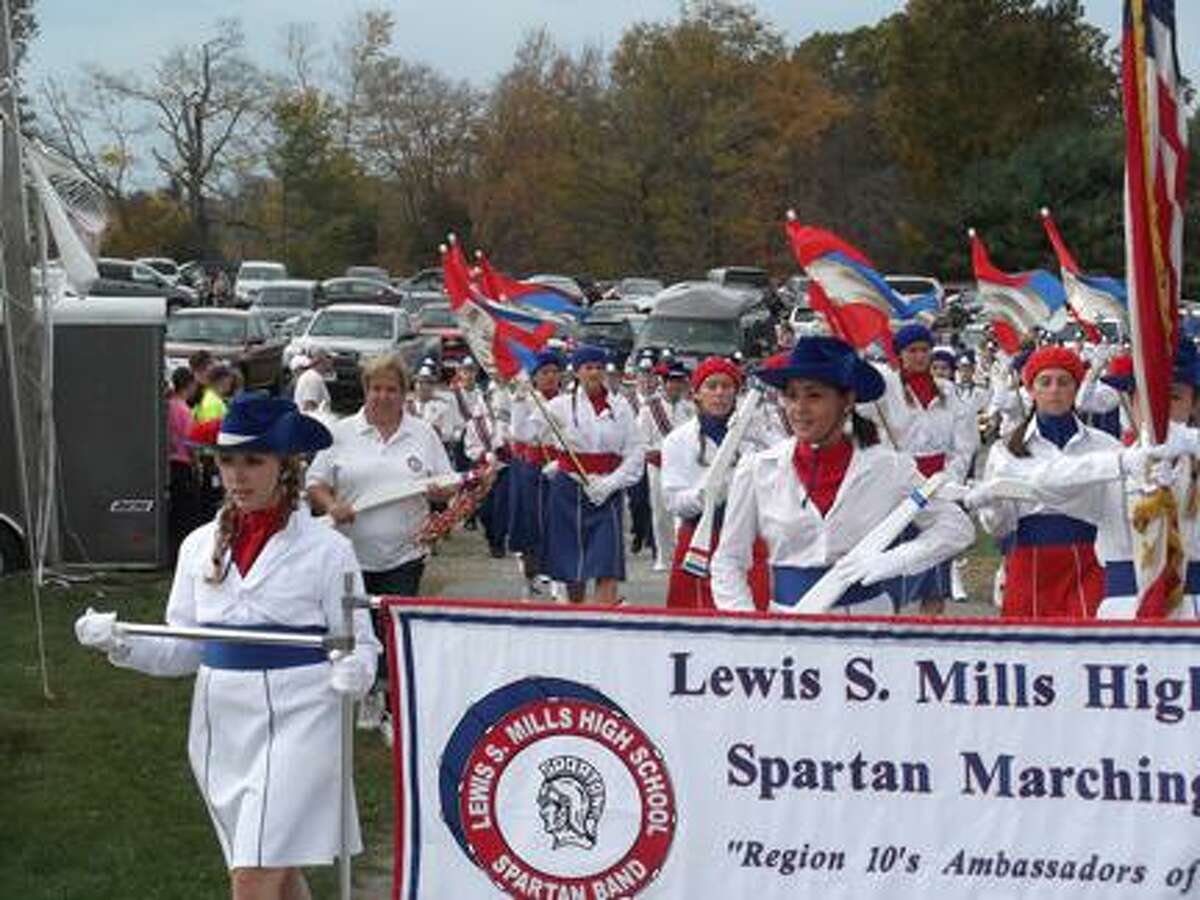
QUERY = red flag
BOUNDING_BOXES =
[1121,0,1190,618]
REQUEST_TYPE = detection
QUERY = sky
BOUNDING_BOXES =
[24,1,1200,96]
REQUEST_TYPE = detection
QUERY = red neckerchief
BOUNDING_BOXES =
[586,387,610,416]
[792,439,853,516]
[903,371,937,407]
[231,501,289,576]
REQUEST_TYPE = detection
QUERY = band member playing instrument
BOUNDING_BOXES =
[542,345,646,605]
[76,393,380,900]
[662,356,771,610]
[711,337,973,614]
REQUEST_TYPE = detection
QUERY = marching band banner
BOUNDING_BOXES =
[384,600,1200,899]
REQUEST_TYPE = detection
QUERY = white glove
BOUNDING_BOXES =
[1150,460,1177,489]
[585,475,617,507]
[329,651,374,698]
[832,546,916,587]
[541,461,560,478]
[74,607,126,654]
[1120,443,1179,478]
[1165,425,1200,457]
[939,480,1000,511]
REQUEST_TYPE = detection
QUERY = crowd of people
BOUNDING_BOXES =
[75,319,1200,899]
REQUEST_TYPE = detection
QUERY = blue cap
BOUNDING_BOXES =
[217,392,331,454]
[570,344,608,368]
[1174,338,1200,387]
[531,349,565,374]
[754,336,884,402]
[930,347,957,369]
[894,323,934,352]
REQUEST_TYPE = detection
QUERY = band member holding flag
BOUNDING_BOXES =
[638,360,695,571]
[542,345,646,605]
[870,323,979,612]
[75,393,381,900]
[711,336,973,614]
[508,349,565,597]
[662,356,771,610]
[976,346,1131,618]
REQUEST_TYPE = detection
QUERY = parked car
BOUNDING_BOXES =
[249,280,317,333]
[136,257,181,285]
[285,304,437,410]
[634,281,776,366]
[98,257,197,305]
[86,277,195,313]
[416,301,469,361]
[164,308,285,391]
[525,273,586,304]
[397,267,444,292]
[315,277,407,308]
[345,265,390,283]
[581,306,638,365]
[235,260,288,305]
[607,277,664,313]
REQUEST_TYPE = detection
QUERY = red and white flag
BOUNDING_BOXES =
[1121,0,1190,617]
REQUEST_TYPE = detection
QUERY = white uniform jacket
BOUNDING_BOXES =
[711,441,974,611]
[977,417,1122,544]
[443,385,480,443]
[868,366,979,483]
[638,394,696,456]
[544,389,646,490]
[661,416,774,521]
[509,390,560,446]
[409,394,455,441]
[112,509,380,867]
[463,389,508,462]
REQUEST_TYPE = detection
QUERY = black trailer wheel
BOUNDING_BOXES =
[0,524,26,576]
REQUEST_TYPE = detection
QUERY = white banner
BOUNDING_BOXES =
[385,601,1200,899]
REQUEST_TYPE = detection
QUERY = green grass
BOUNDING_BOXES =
[0,572,394,900]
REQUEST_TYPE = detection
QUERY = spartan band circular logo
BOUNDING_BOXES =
[440,677,676,898]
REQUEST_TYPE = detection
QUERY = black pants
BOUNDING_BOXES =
[168,461,198,566]
[628,470,654,554]
[363,559,426,692]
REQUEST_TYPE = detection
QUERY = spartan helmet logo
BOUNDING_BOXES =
[536,755,606,851]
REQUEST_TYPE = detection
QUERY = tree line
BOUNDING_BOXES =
[33,0,1200,293]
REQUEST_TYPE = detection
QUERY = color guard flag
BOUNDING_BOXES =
[1039,208,1128,342]
[1121,0,1190,618]
[441,238,556,381]
[474,250,585,321]
[969,227,1068,346]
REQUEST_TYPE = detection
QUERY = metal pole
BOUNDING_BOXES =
[338,572,356,900]
[117,621,335,648]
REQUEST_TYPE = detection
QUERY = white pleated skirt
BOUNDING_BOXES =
[188,663,363,869]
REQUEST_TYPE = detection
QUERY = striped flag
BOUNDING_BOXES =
[1122,0,1190,618]
[968,227,1068,348]
[1039,207,1128,340]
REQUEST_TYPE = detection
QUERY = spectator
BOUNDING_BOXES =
[166,367,199,564]
[293,350,333,414]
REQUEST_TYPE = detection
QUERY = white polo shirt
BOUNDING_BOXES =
[307,409,453,571]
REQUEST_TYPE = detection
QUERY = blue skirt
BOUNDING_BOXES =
[542,474,626,582]
[506,459,546,555]
[885,524,950,607]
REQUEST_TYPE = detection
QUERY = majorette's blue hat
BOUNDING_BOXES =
[217,392,332,454]
[930,346,957,369]
[754,336,884,402]
[531,349,565,374]
[893,323,934,352]
[664,360,689,379]
[570,344,608,368]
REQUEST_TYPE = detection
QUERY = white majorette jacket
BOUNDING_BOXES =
[638,393,696,458]
[869,365,979,483]
[543,388,646,487]
[711,440,973,612]
[660,416,773,521]
[109,507,381,868]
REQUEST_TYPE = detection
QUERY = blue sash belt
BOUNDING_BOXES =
[201,623,327,670]
[1015,514,1096,547]
[773,565,885,609]
[1104,561,1136,597]
[1106,561,1200,600]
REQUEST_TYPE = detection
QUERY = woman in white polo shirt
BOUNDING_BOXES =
[307,352,456,598]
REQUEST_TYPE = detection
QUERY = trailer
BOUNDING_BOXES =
[0,296,167,572]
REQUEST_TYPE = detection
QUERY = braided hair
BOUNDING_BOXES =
[205,455,304,584]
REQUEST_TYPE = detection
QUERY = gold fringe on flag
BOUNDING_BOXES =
[1131,487,1185,615]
